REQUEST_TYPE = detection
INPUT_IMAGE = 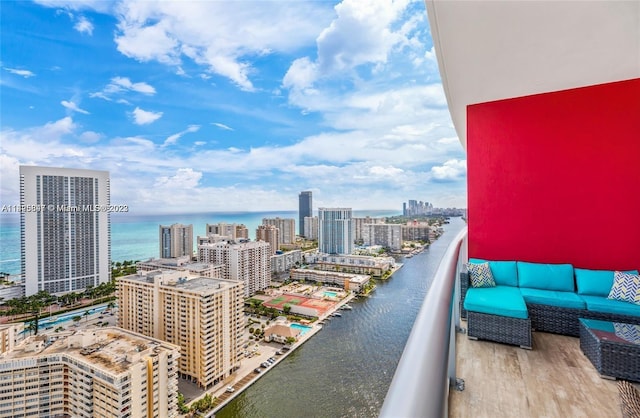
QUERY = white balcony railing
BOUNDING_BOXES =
[380,227,467,417]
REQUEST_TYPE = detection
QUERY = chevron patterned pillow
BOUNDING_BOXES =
[468,262,496,288]
[608,271,640,305]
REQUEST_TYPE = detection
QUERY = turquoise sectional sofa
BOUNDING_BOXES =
[461,260,640,348]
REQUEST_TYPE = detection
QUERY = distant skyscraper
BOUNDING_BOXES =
[298,191,312,236]
[304,216,319,240]
[262,217,295,244]
[256,224,279,254]
[318,208,353,255]
[20,166,110,296]
[159,223,193,258]
[206,223,248,240]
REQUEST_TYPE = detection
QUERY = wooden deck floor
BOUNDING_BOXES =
[449,325,634,418]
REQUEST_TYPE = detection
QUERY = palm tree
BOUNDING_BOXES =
[83,310,90,322]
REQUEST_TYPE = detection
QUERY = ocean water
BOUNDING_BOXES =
[0,210,399,276]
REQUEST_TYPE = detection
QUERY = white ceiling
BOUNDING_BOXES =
[425,0,640,149]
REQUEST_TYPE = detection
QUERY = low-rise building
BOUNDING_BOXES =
[0,327,180,418]
[263,323,301,344]
[304,253,395,277]
[290,268,370,292]
[271,250,303,274]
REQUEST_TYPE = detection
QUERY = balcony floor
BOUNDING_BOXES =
[450,323,634,418]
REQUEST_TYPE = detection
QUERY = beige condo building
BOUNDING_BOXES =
[117,270,244,389]
[0,327,180,418]
[256,224,279,255]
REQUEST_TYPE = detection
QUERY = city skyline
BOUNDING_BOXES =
[0,1,467,214]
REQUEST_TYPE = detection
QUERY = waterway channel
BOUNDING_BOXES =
[217,217,466,418]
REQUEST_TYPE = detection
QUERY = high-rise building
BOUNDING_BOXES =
[303,216,319,240]
[0,327,180,418]
[353,216,387,243]
[298,191,313,236]
[362,224,404,251]
[206,223,249,240]
[117,270,244,389]
[19,166,110,296]
[262,217,295,245]
[256,224,279,255]
[318,208,353,255]
[159,223,193,258]
[198,240,271,297]
[402,200,433,216]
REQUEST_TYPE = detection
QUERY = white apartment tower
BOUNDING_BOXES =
[256,224,279,255]
[262,217,295,245]
[198,240,271,297]
[20,166,110,296]
[117,270,244,389]
[362,223,404,251]
[0,328,180,418]
[159,223,193,258]
[318,208,354,255]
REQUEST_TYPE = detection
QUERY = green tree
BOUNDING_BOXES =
[285,336,296,345]
[283,304,291,315]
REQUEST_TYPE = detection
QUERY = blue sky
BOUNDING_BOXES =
[0,0,466,214]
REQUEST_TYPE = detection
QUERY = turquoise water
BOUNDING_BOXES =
[23,305,109,334]
[0,210,400,275]
[290,323,312,335]
[323,291,338,298]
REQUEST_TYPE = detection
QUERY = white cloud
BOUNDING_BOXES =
[79,131,102,143]
[430,159,467,182]
[106,76,156,95]
[284,0,410,91]
[131,107,163,125]
[112,1,334,90]
[4,68,35,78]
[61,100,90,114]
[163,125,200,147]
[74,16,94,35]
[211,122,233,131]
[155,168,202,189]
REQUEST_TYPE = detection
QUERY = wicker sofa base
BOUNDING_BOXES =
[527,303,586,337]
[467,311,532,349]
[579,320,640,382]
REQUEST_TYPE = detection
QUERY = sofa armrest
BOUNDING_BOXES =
[460,272,470,318]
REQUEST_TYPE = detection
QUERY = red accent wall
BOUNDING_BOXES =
[467,78,640,270]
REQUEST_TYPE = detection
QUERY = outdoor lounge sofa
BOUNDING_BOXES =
[461,260,640,347]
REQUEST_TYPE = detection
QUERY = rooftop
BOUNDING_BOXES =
[2,327,179,375]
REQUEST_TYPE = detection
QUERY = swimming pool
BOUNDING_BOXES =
[290,323,312,335]
[323,291,338,298]
[24,305,110,332]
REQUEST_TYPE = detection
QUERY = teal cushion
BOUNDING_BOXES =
[469,258,518,287]
[517,262,575,292]
[579,318,615,333]
[519,287,586,309]
[581,295,640,318]
[463,285,528,319]
[575,268,640,296]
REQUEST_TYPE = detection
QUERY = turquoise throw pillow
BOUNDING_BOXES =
[468,262,496,288]
[608,271,640,305]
